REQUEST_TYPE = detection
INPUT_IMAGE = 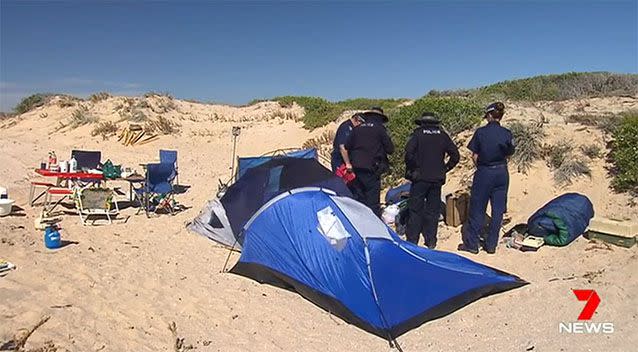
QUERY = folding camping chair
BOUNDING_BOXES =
[41,187,74,217]
[29,181,56,206]
[75,187,120,225]
[133,163,176,217]
[71,150,103,187]
[71,150,102,170]
[159,149,178,185]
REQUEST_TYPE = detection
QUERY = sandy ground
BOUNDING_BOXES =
[0,95,637,351]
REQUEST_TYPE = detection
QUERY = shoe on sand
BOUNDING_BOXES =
[457,244,479,255]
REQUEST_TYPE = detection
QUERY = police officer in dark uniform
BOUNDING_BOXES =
[330,113,364,172]
[344,107,394,216]
[459,102,515,254]
[405,112,460,248]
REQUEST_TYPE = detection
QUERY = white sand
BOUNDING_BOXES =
[0,95,636,351]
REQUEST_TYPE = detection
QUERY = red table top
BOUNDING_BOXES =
[35,168,104,179]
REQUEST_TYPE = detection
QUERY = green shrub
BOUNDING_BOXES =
[508,122,546,173]
[386,96,483,182]
[428,72,638,103]
[611,113,638,193]
[14,94,51,114]
[273,96,409,129]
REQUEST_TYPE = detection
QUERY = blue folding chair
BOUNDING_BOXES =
[134,163,176,217]
[159,149,178,185]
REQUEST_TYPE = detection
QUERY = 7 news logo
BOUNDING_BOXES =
[559,289,614,334]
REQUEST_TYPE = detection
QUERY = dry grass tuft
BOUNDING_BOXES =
[89,92,112,103]
[508,121,545,173]
[167,321,194,352]
[554,157,592,185]
[56,96,78,109]
[0,315,53,351]
[145,116,180,135]
[68,105,98,128]
[544,140,592,185]
[580,144,603,159]
[91,121,119,140]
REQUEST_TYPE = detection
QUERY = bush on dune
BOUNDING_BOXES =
[273,96,409,129]
[507,121,546,173]
[611,112,638,194]
[428,72,638,103]
[14,94,53,114]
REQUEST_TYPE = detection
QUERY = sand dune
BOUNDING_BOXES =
[0,95,636,351]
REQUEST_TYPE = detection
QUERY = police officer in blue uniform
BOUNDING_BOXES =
[345,107,394,216]
[459,102,515,254]
[330,113,364,172]
[405,112,460,248]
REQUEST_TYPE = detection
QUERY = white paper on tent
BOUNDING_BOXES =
[317,206,350,251]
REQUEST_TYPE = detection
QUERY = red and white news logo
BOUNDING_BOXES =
[559,289,614,334]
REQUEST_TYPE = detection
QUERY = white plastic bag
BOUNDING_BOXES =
[317,206,350,251]
[382,204,400,225]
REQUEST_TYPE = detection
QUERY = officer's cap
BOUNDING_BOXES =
[414,111,441,125]
[485,102,505,114]
[361,108,389,123]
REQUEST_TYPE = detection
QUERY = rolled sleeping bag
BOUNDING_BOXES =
[527,193,594,246]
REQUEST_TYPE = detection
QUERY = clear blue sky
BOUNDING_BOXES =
[1,0,637,111]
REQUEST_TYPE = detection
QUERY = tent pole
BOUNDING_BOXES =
[221,238,239,273]
[230,133,238,179]
[390,338,404,352]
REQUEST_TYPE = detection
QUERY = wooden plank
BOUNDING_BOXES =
[131,131,146,145]
[136,135,159,145]
[128,123,143,131]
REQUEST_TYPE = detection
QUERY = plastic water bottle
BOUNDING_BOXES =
[69,156,78,173]
[44,226,61,249]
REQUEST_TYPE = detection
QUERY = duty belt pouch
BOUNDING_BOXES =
[373,159,390,176]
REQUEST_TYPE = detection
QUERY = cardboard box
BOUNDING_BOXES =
[445,192,469,227]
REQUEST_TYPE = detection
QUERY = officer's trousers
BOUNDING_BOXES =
[406,181,442,248]
[463,165,509,251]
[351,169,381,216]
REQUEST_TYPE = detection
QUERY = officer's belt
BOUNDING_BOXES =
[477,163,507,169]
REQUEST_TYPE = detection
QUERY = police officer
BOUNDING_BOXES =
[345,107,394,216]
[404,112,460,248]
[331,113,364,172]
[459,102,515,254]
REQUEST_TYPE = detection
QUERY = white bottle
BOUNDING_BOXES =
[69,157,78,173]
[59,160,68,173]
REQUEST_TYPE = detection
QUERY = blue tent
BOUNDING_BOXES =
[231,188,527,340]
[236,148,317,180]
[189,157,350,249]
